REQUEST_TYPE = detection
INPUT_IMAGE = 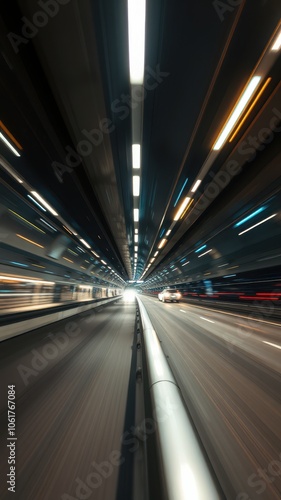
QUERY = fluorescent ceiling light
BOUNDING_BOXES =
[166,229,171,236]
[234,206,266,227]
[271,30,281,51]
[229,78,271,142]
[80,238,91,249]
[133,175,140,196]
[27,194,47,212]
[134,208,139,221]
[198,248,212,258]
[195,244,206,253]
[16,234,44,249]
[134,234,138,243]
[238,214,277,235]
[40,218,57,231]
[154,251,159,257]
[174,197,191,221]
[0,132,21,156]
[158,238,167,249]
[191,179,202,193]
[134,245,138,252]
[0,275,54,284]
[10,261,28,268]
[213,76,261,150]
[174,178,188,207]
[9,210,45,234]
[91,250,100,258]
[30,191,58,216]
[68,249,78,256]
[223,274,236,278]
[63,256,74,264]
[63,225,72,234]
[132,144,141,169]
[101,260,107,265]
[135,228,138,233]
[128,0,146,84]
[0,161,23,182]
[182,261,190,266]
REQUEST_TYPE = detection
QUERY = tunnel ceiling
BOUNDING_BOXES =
[0,0,280,285]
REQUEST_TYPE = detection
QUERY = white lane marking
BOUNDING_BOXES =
[200,316,215,323]
[180,309,186,313]
[148,296,281,328]
[262,341,281,350]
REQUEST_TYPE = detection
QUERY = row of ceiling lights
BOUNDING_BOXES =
[0,149,124,284]
[141,23,281,281]
[145,197,279,286]
[128,0,146,279]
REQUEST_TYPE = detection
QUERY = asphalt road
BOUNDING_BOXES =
[139,295,281,500]
[0,299,136,500]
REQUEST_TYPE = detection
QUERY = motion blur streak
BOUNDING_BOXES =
[0,301,135,500]
[140,295,281,500]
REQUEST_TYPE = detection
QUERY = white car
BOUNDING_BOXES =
[158,289,181,303]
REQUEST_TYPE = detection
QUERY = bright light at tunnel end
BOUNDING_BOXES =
[123,290,137,302]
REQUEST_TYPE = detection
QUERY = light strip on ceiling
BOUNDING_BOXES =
[0,160,23,183]
[133,175,140,196]
[174,178,188,207]
[195,244,206,253]
[27,195,47,212]
[63,256,74,264]
[191,179,201,193]
[198,248,212,258]
[0,121,23,150]
[213,76,261,150]
[234,206,266,227]
[229,78,271,142]
[40,218,57,231]
[238,214,277,235]
[128,0,146,84]
[30,191,58,216]
[63,225,72,235]
[132,144,141,169]
[134,208,139,221]
[174,197,191,221]
[158,238,167,249]
[0,132,21,157]
[80,238,91,249]
[9,210,45,234]
[16,234,44,248]
[271,30,281,51]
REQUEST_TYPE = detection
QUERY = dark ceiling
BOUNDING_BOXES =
[0,0,280,287]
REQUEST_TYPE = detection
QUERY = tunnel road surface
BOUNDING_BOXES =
[0,299,135,500]
[139,295,281,500]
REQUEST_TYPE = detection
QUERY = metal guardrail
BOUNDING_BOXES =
[136,296,222,500]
